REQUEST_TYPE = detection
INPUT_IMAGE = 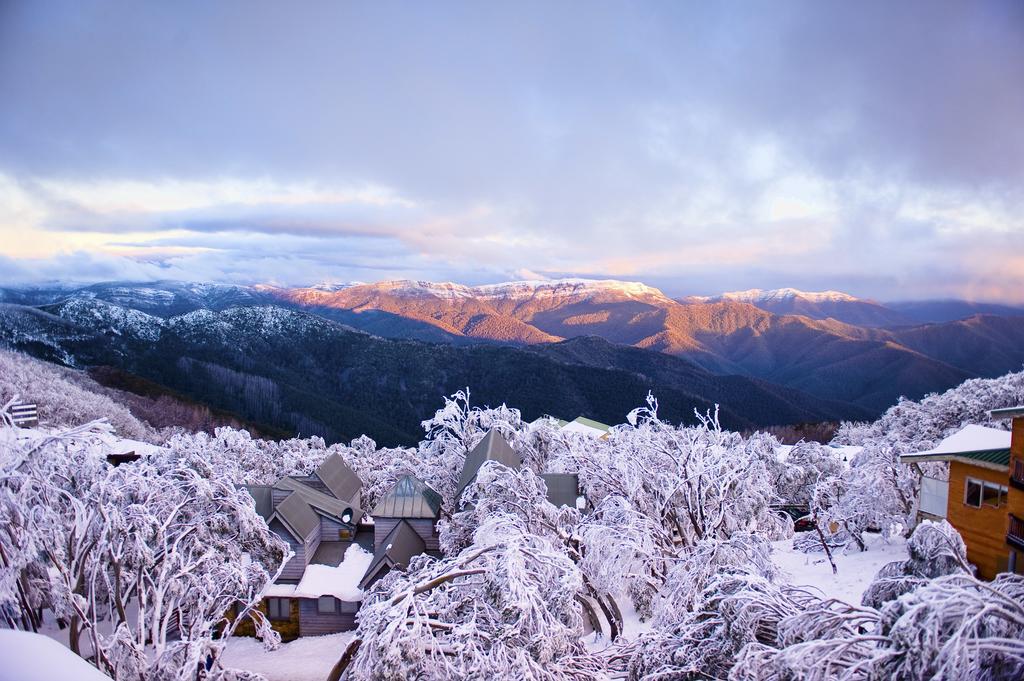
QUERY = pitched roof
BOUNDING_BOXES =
[314,454,362,503]
[270,489,321,540]
[572,416,611,432]
[456,429,521,497]
[560,416,612,438]
[901,424,1013,472]
[245,485,274,520]
[276,476,361,523]
[372,475,442,519]
[540,473,584,509]
[359,520,426,589]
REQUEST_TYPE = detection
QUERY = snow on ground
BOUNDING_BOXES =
[264,544,372,601]
[221,632,354,681]
[772,532,909,604]
[0,629,112,681]
[5,424,165,457]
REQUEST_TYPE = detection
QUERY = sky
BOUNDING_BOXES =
[1,1,1022,302]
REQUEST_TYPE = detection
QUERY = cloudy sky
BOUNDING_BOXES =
[1,1,1022,301]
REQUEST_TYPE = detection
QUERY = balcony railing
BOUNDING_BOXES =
[1012,459,1024,491]
[1009,514,1024,551]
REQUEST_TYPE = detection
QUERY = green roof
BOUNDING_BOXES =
[901,448,1011,472]
[572,416,611,432]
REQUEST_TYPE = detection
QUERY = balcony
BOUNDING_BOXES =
[1012,459,1024,492]
[1009,514,1024,552]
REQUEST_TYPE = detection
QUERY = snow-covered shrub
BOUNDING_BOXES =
[0,407,287,681]
[861,519,971,609]
[0,348,153,440]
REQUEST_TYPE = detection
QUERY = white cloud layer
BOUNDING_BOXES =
[0,1,1021,301]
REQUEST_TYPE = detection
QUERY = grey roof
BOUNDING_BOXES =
[540,473,584,509]
[270,490,321,541]
[991,406,1024,420]
[245,485,274,520]
[456,429,521,497]
[310,541,351,566]
[314,454,362,504]
[359,520,426,589]
[276,476,362,523]
[372,475,442,519]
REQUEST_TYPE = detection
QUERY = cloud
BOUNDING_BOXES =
[0,1,1021,300]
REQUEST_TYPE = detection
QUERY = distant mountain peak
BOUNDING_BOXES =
[339,277,671,301]
[712,288,861,303]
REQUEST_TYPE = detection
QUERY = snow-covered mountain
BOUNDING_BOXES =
[5,278,1024,415]
[687,287,911,327]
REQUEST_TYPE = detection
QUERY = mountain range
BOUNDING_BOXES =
[1,279,1022,444]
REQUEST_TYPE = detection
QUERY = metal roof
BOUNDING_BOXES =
[371,475,442,519]
[901,448,1011,472]
[456,429,522,497]
[359,520,426,589]
[270,489,321,540]
[540,473,583,509]
[245,485,274,520]
[275,476,362,523]
[572,416,611,432]
[990,406,1024,420]
[314,454,363,504]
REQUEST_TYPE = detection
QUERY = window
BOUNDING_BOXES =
[965,478,1008,508]
[317,596,336,615]
[965,479,982,507]
[267,598,290,621]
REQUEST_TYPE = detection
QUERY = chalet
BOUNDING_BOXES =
[901,408,1024,579]
[244,454,372,639]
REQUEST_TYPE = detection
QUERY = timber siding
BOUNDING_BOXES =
[375,517,439,552]
[271,519,307,582]
[273,520,322,581]
[299,597,359,636]
[947,462,1012,579]
[320,515,353,542]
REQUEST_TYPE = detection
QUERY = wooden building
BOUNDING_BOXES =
[245,454,371,639]
[902,408,1024,579]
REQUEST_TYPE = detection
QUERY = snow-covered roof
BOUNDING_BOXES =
[915,425,1010,456]
[561,416,611,438]
[264,544,372,602]
[0,629,112,681]
[901,424,1012,472]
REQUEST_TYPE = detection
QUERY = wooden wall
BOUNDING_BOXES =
[946,462,1011,579]
[321,516,353,542]
[299,597,359,636]
[374,517,439,552]
[229,598,301,641]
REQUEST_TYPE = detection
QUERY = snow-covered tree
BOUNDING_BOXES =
[343,514,603,679]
